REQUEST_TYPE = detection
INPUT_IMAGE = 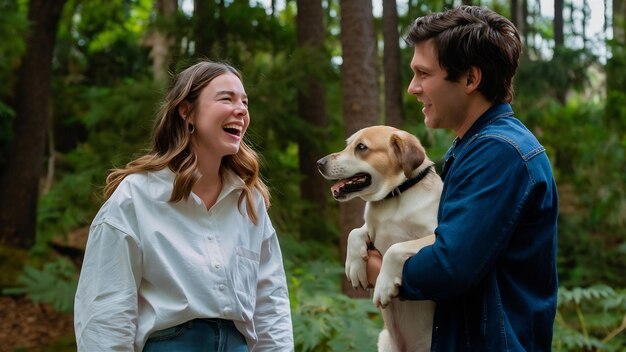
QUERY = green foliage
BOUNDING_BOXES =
[3,258,78,314]
[281,236,381,352]
[521,98,626,288]
[0,245,28,288]
[516,47,596,107]
[1,1,623,350]
[0,0,27,167]
[37,79,161,251]
[553,285,626,351]
[0,0,27,86]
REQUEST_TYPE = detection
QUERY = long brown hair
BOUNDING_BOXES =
[104,61,270,224]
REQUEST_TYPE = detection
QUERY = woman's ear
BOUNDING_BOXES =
[178,101,190,121]
[465,66,482,93]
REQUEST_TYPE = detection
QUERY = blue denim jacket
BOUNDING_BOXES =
[400,103,559,351]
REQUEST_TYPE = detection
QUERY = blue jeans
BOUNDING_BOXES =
[143,318,248,352]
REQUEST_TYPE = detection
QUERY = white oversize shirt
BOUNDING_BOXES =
[74,168,294,351]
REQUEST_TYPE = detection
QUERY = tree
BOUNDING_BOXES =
[511,0,528,45]
[193,0,216,58]
[553,0,567,104]
[0,0,67,249]
[382,0,404,128]
[339,0,380,296]
[145,0,178,83]
[296,0,329,241]
[554,0,564,47]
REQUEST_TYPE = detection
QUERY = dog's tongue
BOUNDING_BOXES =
[331,179,348,196]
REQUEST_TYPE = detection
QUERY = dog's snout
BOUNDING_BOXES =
[317,156,328,172]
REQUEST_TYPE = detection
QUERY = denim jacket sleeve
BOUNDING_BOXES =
[400,135,536,300]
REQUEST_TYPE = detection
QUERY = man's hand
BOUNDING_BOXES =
[366,248,382,288]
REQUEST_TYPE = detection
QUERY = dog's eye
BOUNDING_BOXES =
[356,143,367,151]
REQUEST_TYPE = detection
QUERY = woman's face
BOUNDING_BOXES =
[190,73,250,158]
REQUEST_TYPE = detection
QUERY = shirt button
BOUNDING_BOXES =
[208,235,214,240]
[215,263,221,269]
[219,284,226,291]
[222,308,231,316]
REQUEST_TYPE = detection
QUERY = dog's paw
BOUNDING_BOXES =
[346,256,368,290]
[372,245,405,308]
[345,227,370,289]
[372,271,401,308]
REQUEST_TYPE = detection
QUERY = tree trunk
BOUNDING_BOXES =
[0,0,67,249]
[554,0,564,47]
[296,0,329,241]
[382,0,404,128]
[553,0,566,104]
[149,0,177,83]
[613,0,625,44]
[339,0,380,297]
[193,0,215,58]
[511,0,527,45]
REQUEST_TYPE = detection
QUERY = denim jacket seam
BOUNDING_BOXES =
[476,133,545,162]
[496,287,509,351]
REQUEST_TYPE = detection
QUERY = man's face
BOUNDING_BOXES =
[407,39,469,134]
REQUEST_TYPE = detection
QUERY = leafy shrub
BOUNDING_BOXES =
[3,258,78,313]
[288,259,381,351]
[553,285,626,351]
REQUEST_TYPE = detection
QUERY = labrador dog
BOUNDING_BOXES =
[317,126,442,352]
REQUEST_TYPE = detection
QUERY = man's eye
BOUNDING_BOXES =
[356,143,367,151]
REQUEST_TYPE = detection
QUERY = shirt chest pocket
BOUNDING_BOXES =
[234,246,260,297]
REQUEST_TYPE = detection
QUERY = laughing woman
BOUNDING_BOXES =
[74,61,294,352]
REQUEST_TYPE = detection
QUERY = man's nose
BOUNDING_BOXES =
[407,77,420,95]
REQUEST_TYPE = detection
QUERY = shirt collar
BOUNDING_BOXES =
[152,166,246,203]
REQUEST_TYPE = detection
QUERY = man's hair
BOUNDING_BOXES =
[405,5,522,103]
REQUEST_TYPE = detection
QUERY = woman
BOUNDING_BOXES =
[74,61,294,351]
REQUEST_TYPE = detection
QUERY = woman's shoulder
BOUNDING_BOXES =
[109,168,174,203]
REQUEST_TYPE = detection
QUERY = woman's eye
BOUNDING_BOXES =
[356,143,367,151]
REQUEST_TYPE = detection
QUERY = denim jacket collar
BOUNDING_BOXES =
[452,103,514,152]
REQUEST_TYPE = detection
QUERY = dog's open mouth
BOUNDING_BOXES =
[330,173,372,199]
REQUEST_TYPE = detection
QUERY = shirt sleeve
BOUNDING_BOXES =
[74,220,142,352]
[250,215,294,351]
[400,137,532,301]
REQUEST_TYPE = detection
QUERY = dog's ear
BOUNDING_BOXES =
[391,133,425,178]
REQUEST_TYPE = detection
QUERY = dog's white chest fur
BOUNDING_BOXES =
[365,179,440,255]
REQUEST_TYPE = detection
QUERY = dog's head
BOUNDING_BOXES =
[317,125,428,202]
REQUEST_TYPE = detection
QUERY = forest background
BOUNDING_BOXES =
[0,0,625,351]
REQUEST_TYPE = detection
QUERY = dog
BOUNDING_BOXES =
[317,125,442,352]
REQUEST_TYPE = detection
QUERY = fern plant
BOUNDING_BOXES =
[3,257,78,313]
[289,259,382,352]
[553,285,626,351]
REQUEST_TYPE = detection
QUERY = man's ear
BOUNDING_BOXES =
[465,66,482,93]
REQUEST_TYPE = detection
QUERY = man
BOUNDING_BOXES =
[371,5,559,351]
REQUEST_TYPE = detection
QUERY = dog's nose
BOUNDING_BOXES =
[317,157,327,172]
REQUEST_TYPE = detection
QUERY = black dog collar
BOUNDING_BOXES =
[384,165,434,200]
